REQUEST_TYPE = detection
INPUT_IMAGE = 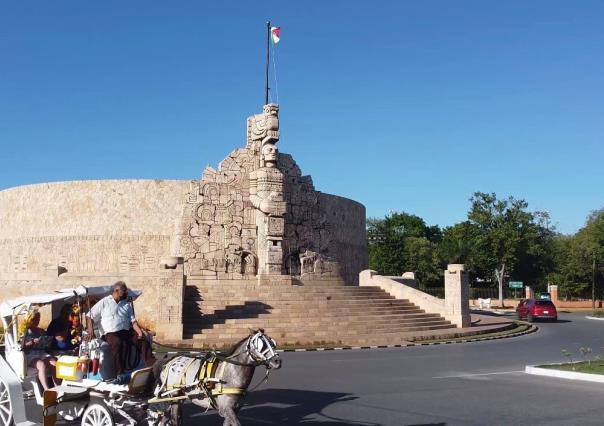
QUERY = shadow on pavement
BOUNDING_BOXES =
[184,388,383,425]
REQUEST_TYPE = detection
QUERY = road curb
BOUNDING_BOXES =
[525,365,604,383]
[155,324,538,354]
[277,324,538,352]
[585,316,604,321]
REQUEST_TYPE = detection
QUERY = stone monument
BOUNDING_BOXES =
[0,102,368,338]
[177,103,361,284]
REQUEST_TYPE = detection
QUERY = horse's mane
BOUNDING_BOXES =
[225,334,251,356]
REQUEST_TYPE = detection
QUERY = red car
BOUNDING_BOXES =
[516,299,558,322]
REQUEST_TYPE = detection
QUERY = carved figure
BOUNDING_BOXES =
[246,103,280,151]
[242,253,257,276]
[299,249,318,274]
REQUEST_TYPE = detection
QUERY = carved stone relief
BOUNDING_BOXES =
[178,103,341,280]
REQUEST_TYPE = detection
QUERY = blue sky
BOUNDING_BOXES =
[1,1,602,235]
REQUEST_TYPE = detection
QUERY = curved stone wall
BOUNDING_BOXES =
[0,180,189,238]
[0,179,367,280]
[317,193,368,284]
[0,180,189,274]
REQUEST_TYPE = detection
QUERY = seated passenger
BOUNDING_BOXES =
[24,311,57,390]
[46,304,73,350]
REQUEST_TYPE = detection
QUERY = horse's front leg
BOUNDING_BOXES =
[219,406,240,426]
[217,397,242,426]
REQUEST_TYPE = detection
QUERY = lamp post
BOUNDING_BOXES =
[593,251,596,311]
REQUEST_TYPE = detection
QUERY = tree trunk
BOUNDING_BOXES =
[495,263,506,308]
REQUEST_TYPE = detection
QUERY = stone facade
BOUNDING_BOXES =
[0,104,368,339]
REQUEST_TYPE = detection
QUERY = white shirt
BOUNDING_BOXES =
[87,295,135,334]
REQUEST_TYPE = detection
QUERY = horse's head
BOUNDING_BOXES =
[246,329,281,369]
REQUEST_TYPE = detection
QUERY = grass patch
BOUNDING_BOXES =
[538,361,604,375]
[590,309,604,318]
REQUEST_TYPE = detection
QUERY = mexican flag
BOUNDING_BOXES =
[270,26,281,44]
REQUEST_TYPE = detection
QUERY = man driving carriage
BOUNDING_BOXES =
[85,281,148,376]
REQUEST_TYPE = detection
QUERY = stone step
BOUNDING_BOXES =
[183,323,454,342]
[185,316,447,333]
[186,293,396,302]
[183,305,424,318]
[184,299,416,311]
[184,312,444,327]
[180,282,450,346]
[184,319,448,334]
[186,286,386,294]
[187,299,399,308]
[183,309,437,322]
[184,286,386,295]
[185,307,425,319]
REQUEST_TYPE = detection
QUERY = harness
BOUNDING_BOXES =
[150,332,277,407]
[204,358,247,398]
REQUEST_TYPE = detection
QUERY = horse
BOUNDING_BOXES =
[153,329,282,426]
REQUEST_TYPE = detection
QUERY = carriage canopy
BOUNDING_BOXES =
[0,285,142,318]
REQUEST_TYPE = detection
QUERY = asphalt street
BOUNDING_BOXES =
[187,312,604,426]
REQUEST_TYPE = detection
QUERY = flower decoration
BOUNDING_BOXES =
[17,309,37,339]
[69,308,82,347]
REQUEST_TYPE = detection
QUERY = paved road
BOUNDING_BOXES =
[187,312,604,425]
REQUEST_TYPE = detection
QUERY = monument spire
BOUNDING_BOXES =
[265,21,270,105]
[264,21,281,105]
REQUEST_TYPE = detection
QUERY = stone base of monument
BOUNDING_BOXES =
[257,274,293,286]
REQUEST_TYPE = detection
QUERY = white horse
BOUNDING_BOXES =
[153,329,282,426]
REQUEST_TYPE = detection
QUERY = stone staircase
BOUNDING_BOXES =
[181,279,455,347]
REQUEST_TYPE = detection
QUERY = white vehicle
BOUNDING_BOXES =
[0,285,176,426]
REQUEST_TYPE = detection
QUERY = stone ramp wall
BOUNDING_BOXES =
[360,267,471,328]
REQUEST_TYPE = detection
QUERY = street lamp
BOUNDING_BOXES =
[593,251,596,311]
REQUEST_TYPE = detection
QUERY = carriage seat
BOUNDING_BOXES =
[47,384,89,402]
[127,367,154,394]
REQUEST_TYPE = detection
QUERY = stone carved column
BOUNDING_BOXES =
[154,258,185,340]
[248,104,287,277]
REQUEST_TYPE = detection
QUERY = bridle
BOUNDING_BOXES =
[219,332,279,367]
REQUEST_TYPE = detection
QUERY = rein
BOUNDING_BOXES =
[214,353,261,367]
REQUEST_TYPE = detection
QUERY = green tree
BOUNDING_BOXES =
[466,192,552,306]
[548,209,604,301]
[367,212,443,286]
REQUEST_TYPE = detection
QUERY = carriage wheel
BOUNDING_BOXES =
[81,402,114,426]
[170,403,182,426]
[58,403,86,422]
[0,377,13,426]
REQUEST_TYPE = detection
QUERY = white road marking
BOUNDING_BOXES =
[432,370,524,379]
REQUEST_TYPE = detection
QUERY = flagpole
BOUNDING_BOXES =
[265,21,270,105]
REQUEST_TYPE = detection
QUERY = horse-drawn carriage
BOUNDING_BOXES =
[0,285,281,426]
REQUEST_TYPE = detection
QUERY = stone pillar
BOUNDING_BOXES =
[525,286,534,300]
[549,285,559,304]
[154,257,185,340]
[247,104,287,281]
[444,264,471,328]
